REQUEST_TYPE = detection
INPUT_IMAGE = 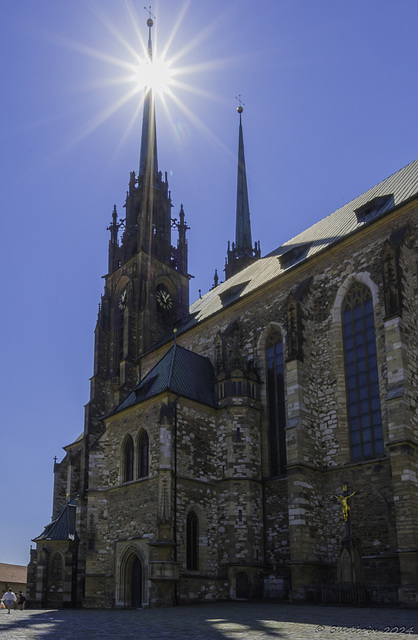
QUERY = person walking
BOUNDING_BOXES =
[1,588,17,614]
[17,591,26,610]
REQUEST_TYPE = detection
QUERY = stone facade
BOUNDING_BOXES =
[26,22,418,607]
[28,190,418,608]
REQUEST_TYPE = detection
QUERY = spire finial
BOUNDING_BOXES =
[236,94,245,114]
[144,6,155,60]
[144,5,155,25]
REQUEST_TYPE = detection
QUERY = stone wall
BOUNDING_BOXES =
[80,202,418,607]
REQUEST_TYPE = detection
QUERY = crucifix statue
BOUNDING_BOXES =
[334,484,358,538]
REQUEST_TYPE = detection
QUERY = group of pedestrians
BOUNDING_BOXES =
[1,588,26,613]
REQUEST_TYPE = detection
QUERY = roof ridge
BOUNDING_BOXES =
[279,158,418,251]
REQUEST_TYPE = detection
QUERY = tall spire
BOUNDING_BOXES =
[139,14,158,179]
[235,103,252,254]
[225,101,261,280]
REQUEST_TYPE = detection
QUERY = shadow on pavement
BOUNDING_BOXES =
[0,602,416,639]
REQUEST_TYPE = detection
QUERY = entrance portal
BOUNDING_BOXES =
[236,571,250,598]
[131,556,142,607]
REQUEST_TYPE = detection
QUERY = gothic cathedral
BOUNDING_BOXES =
[27,18,418,609]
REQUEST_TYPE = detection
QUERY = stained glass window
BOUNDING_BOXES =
[342,283,384,460]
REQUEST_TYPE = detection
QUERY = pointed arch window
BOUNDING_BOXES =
[186,511,199,571]
[123,435,134,483]
[266,330,287,477]
[342,282,384,460]
[138,431,149,478]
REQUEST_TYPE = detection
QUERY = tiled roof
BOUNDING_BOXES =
[181,159,418,329]
[115,343,215,413]
[32,497,78,542]
[0,563,27,584]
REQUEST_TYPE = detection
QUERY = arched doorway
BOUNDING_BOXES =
[122,553,143,608]
[131,556,142,607]
[236,571,250,598]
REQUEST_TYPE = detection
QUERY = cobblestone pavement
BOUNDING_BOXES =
[0,602,417,640]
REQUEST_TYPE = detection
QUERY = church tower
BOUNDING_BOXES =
[28,16,191,609]
[225,104,260,279]
[92,17,190,418]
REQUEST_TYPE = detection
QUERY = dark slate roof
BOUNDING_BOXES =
[33,497,79,542]
[115,344,215,414]
[179,159,418,330]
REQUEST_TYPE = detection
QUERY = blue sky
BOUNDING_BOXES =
[1,0,417,567]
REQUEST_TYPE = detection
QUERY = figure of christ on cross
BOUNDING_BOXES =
[334,484,358,538]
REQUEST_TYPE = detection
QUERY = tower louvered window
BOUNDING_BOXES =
[342,282,384,459]
[266,331,287,476]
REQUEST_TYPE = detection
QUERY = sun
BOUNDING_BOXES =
[49,1,238,159]
[134,54,174,97]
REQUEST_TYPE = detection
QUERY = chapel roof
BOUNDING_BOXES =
[183,158,418,328]
[32,497,79,543]
[114,343,215,414]
[0,563,27,585]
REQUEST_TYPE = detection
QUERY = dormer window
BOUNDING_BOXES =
[354,194,394,223]
[278,242,311,269]
[219,282,249,307]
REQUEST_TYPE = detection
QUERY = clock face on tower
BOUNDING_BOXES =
[118,288,128,310]
[156,285,173,310]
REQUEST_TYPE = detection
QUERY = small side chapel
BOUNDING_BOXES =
[27,17,418,609]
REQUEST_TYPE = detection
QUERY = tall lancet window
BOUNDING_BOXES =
[123,435,134,483]
[186,511,199,571]
[138,430,149,478]
[266,330,287,477]
[342,282,384,460]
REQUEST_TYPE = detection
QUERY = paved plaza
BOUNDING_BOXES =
[0,602,417,640]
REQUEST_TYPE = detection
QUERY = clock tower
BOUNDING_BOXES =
[89,17,190,426]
